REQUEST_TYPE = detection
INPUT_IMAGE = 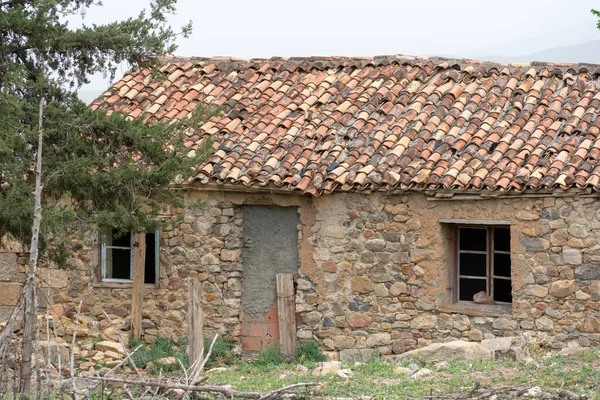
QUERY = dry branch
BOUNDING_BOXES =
[407,385,587,400]
[101,308,143,377]
[0,292,24,398]
[70,301,83,399]
[20,97,45,397]
[190,333,217,385]
[52,320,63,394]
[80,344,144,400]
[82,376,318,399]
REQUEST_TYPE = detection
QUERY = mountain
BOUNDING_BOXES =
[471,39,600,65]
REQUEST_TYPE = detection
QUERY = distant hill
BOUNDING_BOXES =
[472,39,600,65]
[79,38,600,103]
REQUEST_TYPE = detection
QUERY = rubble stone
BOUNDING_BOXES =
[549,280,576,298]
[312,361,341,376]
[23,190,600,357]
[95,341,125,355]
[390,341,493,362]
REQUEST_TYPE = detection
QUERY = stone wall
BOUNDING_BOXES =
[296,193,600,355]
[46,191,312,347]
[0,236,28,321]
[35,190,600,355]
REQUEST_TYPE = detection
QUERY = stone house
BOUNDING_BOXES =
[3,55,600,355]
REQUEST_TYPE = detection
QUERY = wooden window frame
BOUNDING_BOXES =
[99,230,160,285]
[454,224,512,305]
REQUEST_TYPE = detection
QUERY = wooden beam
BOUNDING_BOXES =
[131,233,146,340]
[187,278,204,365]
[276,273,296,358]
[438,218,512,226]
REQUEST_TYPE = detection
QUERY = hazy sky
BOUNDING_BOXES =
[74,0,600,94]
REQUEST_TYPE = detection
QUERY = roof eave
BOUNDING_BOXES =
[172,181,600,199]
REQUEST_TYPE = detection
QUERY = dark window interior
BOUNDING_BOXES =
[459,278,487,300]
[112,231,131,247]
[494,253,511,277]
[494,279,512,303]
[105,230,158,283]
[111,231,131,280]
[144,232,156,284]
[457,226,511,304]
[459,227,486,251]
[494,228,511,251]
[459,253,487,276]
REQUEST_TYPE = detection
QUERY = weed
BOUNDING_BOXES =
[130,337,187,372]
[256,345,284,366]
[204,337,235,366]
[294,339,326,364]
[90,336,104,349]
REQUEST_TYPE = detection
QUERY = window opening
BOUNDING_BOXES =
[101,229,159,284]
[457,226,511,304]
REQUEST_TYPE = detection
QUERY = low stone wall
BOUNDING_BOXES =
[0,250,27,322]
[20,189,600,356]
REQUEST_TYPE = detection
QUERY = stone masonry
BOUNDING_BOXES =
[11,190,600,356]
[0,245,28,322]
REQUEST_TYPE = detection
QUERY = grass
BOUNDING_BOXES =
[205,348,600,399]
[129,336,188,371]
[33,343,600,399]
[204,336,235,367]
[295,340,327,364]
[256,346,285,366]
[253,339,327,367]
[100,337,600,399]
[90,336,104,349]
[125,336,240,372]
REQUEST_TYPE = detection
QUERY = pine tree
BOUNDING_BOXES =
[0,1,209,396]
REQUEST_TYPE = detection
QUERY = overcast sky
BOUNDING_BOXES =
[74,0,600,95]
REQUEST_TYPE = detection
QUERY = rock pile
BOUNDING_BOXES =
[35,307,132,374]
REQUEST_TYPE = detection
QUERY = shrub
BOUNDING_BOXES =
[91,336,104,350]
[203,337,235,366]
[295,339,326,363]
[130,337,187,372]
[256,345,285,366]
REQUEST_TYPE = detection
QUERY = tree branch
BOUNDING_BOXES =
[0,0,31,7]
[81,376,318,399]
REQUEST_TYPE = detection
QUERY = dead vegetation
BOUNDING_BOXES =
[0,301,317,399]
[1,297,597,400]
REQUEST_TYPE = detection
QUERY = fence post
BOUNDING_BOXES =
[276,273,296,357]
[188,278,204,364]
[131,233,146,340]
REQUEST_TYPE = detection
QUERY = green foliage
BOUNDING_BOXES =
[0,0,215,265]
[203,348,600,400]
[90,336,104,349]
[130,336,187,372]
[593,9,600,29]
[254,339,326,367]
[1,0,192,91]
[256,345,285,367]
[204,337,236,366]
[294,339,326,364]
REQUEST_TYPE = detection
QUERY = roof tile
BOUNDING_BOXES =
[92,55,600,195]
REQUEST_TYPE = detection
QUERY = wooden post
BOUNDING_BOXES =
[131,233,146,340]
[187,278,204,365]
[276,273,296,358]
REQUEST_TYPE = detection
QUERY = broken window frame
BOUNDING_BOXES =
[100,230,160,284]
[454,224,512,304]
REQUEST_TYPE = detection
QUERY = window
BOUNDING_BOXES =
[100,230,159,284]
[456,226,512,304]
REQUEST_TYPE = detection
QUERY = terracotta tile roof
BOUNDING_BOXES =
[92,55,600,196]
